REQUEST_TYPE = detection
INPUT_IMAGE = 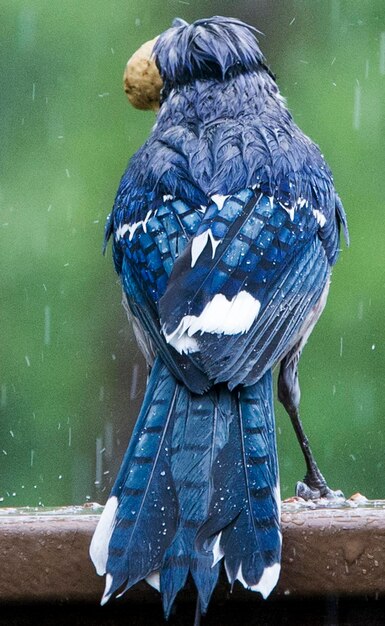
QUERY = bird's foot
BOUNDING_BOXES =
[295,469,344,501]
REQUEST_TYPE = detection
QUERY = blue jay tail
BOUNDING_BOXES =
[90,359,281,617]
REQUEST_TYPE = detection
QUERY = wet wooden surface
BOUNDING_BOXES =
[0,500,384,604]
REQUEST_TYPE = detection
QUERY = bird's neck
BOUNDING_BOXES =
[157,71,285,130]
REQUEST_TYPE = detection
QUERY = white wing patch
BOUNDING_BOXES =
[115,210,152,242]
[277,197,311,222]
[191,228,222,268]
[312,209,327,228]
[284,206,295,221]
[89,496,118,576]
[170,330,199,355]
[164,291,261,354]
[297,197,308,209]
[211,194,230,211]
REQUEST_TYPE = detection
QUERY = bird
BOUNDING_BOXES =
[90,16,349,621]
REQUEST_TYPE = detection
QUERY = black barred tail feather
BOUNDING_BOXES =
[160,385,232,617]
[196,369,281,597]
[89,357,179,602]
[90,361,281,615]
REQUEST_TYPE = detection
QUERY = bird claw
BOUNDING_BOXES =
[295,481,321,500]
[295,474,344,502]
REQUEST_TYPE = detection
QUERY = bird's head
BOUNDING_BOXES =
[154,16,270,88]
[123,16,273,110]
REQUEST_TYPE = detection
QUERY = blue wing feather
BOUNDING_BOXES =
[159,189,332,387]
[116,199,211,394]
[121,261,210,394]
[199,237,329,387]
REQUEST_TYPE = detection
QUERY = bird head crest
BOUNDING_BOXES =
[153,16,271,88]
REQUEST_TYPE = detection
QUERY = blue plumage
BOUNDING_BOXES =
[196,370,280,593]
[102,358,178,601]
[91,15,348,619]
[160,384,230,616]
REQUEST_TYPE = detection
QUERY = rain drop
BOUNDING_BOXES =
[353,82,361,131]
[380,32,385,75]
[95,437,103,487]
[1,384,7,408]
[44,305,51,345]
[130,363,139,400]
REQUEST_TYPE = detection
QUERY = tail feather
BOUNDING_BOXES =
[90,363,281,615]
[196,369,281,596]
[161,386,232,616]
[90,358,179,602]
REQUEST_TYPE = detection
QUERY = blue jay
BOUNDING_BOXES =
[90,16,348,619]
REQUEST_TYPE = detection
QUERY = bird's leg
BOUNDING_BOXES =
[278,350,344,500]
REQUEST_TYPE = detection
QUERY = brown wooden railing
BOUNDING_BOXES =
[1,499,384,603]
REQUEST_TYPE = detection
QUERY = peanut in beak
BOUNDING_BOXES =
[123,37,163,111]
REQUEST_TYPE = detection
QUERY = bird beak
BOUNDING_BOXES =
[123,37,163,111]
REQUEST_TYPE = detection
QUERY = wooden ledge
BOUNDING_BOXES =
[0,500,384,603]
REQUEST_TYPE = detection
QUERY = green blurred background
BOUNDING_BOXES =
[1,0,384,507]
